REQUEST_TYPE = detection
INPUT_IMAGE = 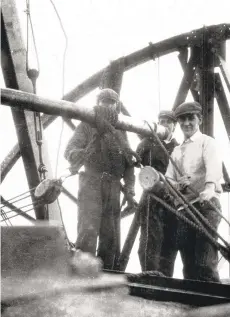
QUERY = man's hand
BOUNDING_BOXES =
[178,175,191,191]
[199,183,216,202]
[126,192,136,208]
[121,190,136,209]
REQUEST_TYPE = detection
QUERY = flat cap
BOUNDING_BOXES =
[158,110,176,122]
[174,101,202,118]
[97,88,119,103]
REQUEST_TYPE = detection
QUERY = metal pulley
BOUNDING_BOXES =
[138,166,162,192]
[34,171,72,204]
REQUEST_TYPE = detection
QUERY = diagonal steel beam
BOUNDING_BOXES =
[172,47,200,110]
[177,48,200,102]
[0,115,75,184]
[215,73,230,141]
[218,55,230,93]
[1,0,61,221]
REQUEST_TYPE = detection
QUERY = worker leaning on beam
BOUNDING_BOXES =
[136,110,178,272]
[64,88,135,270]
[162,101,223,282]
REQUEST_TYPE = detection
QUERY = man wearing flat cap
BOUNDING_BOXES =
[162,101,223,282]
[64,88,135,270]
[136,110,178,272]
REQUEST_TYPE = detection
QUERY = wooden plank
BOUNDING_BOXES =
[1,0,61,221]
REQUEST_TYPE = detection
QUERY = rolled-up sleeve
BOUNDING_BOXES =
[203,137,223,191]
[123,165,135,196]
[165,149,177,182]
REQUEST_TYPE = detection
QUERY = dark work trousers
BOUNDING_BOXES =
[159,198,221,282]
[76,171,121,270]
[138,194,177,272]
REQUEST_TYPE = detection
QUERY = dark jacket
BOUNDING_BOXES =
[64,122,135,194]
[136,137,178,174]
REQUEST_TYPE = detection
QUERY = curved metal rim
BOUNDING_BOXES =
[1,23,230,182]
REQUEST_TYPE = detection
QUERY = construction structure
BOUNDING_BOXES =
[1,0,230,315]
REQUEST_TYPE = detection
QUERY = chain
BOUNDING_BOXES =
[148,192,230,261]
[144,120,230,228]
[161,174,230,249]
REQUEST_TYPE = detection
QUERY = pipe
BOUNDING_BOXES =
[1,88,168,139]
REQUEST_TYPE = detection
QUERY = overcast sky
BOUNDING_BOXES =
[1,0,230,276]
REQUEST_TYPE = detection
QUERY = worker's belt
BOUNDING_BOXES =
[81,170,121,181]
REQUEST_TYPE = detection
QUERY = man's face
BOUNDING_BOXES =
[177,113,202,139]
[98,98,117,109]
[159,117,175,138]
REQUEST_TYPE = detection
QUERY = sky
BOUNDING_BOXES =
[1,0,230,277]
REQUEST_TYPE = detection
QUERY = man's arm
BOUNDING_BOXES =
[123,164,135,196]
[200,137,223,201]
[64,122,89,171]
[165,150,177,184]
[203,137,223,190]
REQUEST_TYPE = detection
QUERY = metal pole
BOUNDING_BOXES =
[1,88,169,140]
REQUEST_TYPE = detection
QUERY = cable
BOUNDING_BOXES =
[0,209,12,226]
[0,207,35,222]
[148,192,230,262]
[0,187,36,205]
[48,0,68,178]
[47,0,73,248]
[26,0,40,74]
[0,193,32,207]
[144,119,230,228]
[1,201,43,214]
[157,56,161,113]
[162,174,230,249]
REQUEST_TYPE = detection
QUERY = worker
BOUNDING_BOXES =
[163,101,223,282]
[64,88,136,270]
[137,110,178,272]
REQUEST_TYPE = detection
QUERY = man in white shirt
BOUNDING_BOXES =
[161,101,223,282]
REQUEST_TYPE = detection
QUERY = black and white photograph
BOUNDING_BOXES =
[1,0,230,316]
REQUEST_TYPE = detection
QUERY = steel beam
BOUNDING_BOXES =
[173,48,200,110]
[177,48,200,103]
[0,115,75,184]
[116,205,141,271]
[198,30,215,136]
[100,58,125,94]
[218,55,230,93]
[1,0,61,221]
[64,24,230,103]
[1,88,169,139]
[215,73,230,141]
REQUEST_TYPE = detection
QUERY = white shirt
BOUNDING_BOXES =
[166,130,223,200]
